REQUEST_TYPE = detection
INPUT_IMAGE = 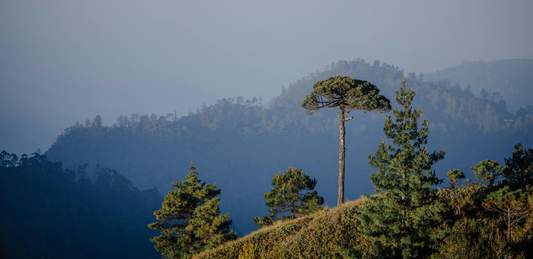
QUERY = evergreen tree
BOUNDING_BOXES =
[470,159,501,186]
[502,143,532,189]
[302,76,391,205]
[482,143,533,244]
[446,169,465,189]
[254,167,324,228]
[359,78,446,258]
[148,163,236,259]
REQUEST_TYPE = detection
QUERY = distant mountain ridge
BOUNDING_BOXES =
[44,58,532,235]
[423,58,533,113]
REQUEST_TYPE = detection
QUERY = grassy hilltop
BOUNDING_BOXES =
[194,185,533,259]
[193,199,364,259]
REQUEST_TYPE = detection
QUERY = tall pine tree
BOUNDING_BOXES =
[148,163,236,259]
[302,76,390,206]
[359,78,446,258]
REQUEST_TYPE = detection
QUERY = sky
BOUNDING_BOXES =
[1,0,532,155]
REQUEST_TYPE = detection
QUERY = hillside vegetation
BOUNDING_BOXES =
[0,151,162,259]
[423,59,533,113]
[194,141,533,258]
[3,58,532,258]
[44,58,533,235]
[195,178,533,259]
[192,75,532,258]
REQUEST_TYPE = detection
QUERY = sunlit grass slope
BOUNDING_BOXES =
[193,199,365,259]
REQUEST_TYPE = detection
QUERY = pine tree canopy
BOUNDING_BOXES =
[148,163,236,259]
[301,76,391,114]
[446,169,465,188]
[470,159,501,186]
[502,143,533,188]
[359,77,446,258]
[254,167,324,228]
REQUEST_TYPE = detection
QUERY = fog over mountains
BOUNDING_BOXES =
[2,1,533,257]
[2,1,533,157]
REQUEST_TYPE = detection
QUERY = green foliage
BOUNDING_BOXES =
[359,78,446,258]
[446,169,465,188]
[481,145,532,244]
[254,168,324,228]
[502,143,533,188]
[435,216,503,258]
[470,159,501,186]
[45,58,533,235]
[437,185,532,258]
[148,163,236,259]
[484,186,530,240]
[436,144,533,258]
[253,214,276,229]
[196,141,533,258]
[301,76,391,115]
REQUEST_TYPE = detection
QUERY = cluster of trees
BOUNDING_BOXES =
[345,78,532,258]
[435,144,532,258]
[151,77,532,258]
[4,63,531,257]
[43,58,532,236]
[149,165,326,258]
[0,151,162,259]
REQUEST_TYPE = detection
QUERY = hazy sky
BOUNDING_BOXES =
[1,0,532,155]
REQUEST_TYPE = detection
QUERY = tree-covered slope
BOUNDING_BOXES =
[44,58,533,236]
[423,59,533,113]
[0,151,162,259]
[194,142,533,258]
[195,181,532,258]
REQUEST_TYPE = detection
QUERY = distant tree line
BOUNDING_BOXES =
[4,61,532,258]
[44,58,533,236]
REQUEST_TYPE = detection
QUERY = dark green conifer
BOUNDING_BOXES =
[469,159,502,186]
[502,143,532,189]
[148,163,236,259]
[254,167,324,228]
[359,78,446,258]
[482,143,533,244]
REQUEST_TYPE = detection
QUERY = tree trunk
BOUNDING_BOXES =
[507,207,511,243]
[338,107,346,206]
[291,202,296,219]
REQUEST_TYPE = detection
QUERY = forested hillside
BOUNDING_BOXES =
[0,151,162,259]
[44,58,533,235]
[423,59,533,113]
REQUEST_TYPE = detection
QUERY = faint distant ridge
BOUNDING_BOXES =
[423,59,533,113]
[45,58,533,235]
[265,58,403,110]
[264,58,531,136]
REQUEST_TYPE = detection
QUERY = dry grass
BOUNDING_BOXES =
[193,198,366,259]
